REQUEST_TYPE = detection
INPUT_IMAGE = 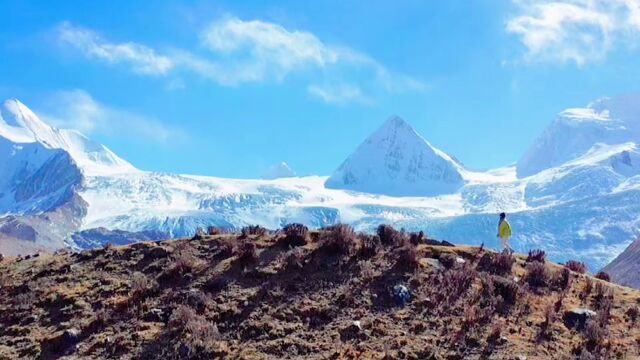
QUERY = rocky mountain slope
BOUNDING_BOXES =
[0,226,638,359]
[2,96,640,272]
[603,239,640,289]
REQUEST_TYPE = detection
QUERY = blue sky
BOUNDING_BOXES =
[1,0,640,178]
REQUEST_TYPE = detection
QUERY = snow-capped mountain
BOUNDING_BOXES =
[325,116,465,196]
[2,96,640,273]
[262,162,296,179]
[517,94,640,177]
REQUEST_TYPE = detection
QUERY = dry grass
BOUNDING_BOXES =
[1,230,640,359]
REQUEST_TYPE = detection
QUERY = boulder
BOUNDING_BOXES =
[563,308,596,330]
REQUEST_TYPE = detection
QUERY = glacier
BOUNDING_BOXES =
[1,96,640,272]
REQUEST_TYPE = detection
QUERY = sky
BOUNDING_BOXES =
[1,0,640,178]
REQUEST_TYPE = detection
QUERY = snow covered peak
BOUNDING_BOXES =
[325,116,465,196]
[262,162,296,179]
[0,98,137,175]
[517,94,640,178]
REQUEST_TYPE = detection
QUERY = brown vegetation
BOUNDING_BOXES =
[1,229,640,359]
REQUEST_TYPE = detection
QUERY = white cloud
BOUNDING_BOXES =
[39,90,180,143]
[507,0,640,65]
[307,83,372,105]
[54,18,425,104]
[57,22,174,75]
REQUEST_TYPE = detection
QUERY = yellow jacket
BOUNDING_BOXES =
[498,219,512,238]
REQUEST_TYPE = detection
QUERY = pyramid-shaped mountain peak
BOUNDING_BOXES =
[325,116,465,197]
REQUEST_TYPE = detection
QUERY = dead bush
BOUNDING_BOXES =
[321,224,357,255]
[593,283,614,317]
[565,260,587,274]
[169,248,201,275]
[525,261,549,288]
[477,250,514,276]
[171,305,225,356]
[584,318,607,345]
[626,307,639,323]
[581,277,594,300]
[377,224,406,246]
[552,267,572,291]
[131,272,158,299]
[442,263,476,304]
[207,226,223,235]
[358,234,381,258]
[492,275,519,306]
[240,225,267,238]
[409,231,426,245]
[233,239,257,263]
[539,304,556,339]
[526,249,546,263]
[396,245,420,271]
[282,223,309,247]
[595,271,611,282]
[284,248,305,270]
[438,253,457,269]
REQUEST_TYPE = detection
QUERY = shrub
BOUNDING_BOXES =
[492,275,519,306]
[240,225,267,238]
[443,263,476,304]
[539,304,556,339]
[321,224,357,254]
[582,277,594,299]
[409,231,425,245]
[207,226,222,235]
[595,271,611,282]
[552,268,572,291]
[170,305,198,327]
[170,305,224,356]
[584,318,607,345]
[131,272,157,298]
[438,253,457,269]
[396,245,420,271]
[282,223,309,247]
[169,249,201,275]
[284,248,305,270]
[525,261,549,288]
[233,239,257,263]
[476,250,514,276]
[626,307,639,323]
[358,234,381,257]
[377,224,405,246]
[526,249,546,263]
[565,260,587,274]
[593,282,614,314]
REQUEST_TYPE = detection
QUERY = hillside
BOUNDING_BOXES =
[1,225,639,359]
[603,239,640,289]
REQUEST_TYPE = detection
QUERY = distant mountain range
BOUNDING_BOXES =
[1,96,640,273]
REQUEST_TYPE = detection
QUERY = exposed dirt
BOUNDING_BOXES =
[1,228,640,359]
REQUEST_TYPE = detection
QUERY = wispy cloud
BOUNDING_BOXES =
[54,17,425,104]
[39,89,182,143]
[507,0,640,66]
[57,22,174,75]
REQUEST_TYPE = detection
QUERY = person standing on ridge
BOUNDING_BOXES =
[497,212,512,252]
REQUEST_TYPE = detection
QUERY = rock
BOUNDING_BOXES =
[41,328,82,356]
[422,258,441,269]
[392,285,411,306]
[563,308,597,330]
[0,253,4,262]
[455,257,466,264]
[144,308,166,323]
[145,245,173,260]
[339,321,366,342]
